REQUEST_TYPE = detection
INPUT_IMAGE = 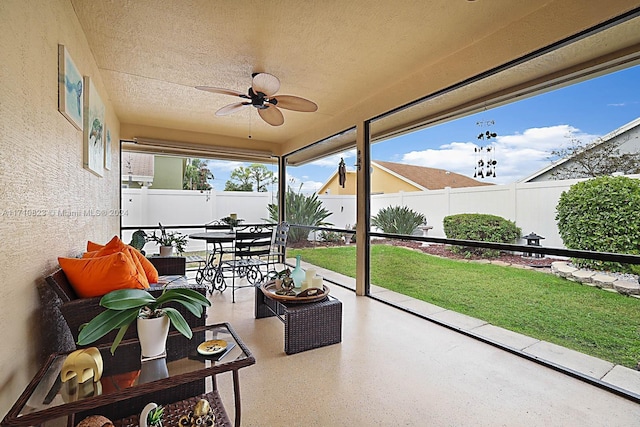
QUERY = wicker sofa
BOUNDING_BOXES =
[46,258,207,348]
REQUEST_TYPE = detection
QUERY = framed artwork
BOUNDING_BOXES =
[83,77,105,177]
[58,45,83,130]
[104,126,112,170]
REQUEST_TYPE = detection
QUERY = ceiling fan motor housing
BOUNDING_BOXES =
[248,87,278,109]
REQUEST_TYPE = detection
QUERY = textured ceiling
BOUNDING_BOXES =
[70,0,640,158]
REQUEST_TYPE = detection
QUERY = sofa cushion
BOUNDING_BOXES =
[58,251,148,298]
[88,236,159,284]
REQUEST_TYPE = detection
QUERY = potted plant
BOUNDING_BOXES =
[140,403,164,427]
[77,287,211,356]
[220,214,244,231]
[129,229,148,254]
[149,223,187,256]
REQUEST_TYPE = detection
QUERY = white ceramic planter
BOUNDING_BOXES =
[138,357,169,384]
[139,402,159,427]
[159,245,174,257]
[137,315,170,358]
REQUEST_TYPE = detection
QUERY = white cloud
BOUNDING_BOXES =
[309,149,357,169]
[285,172,324,194]
[205,159,246,172]
[401,125,600,184]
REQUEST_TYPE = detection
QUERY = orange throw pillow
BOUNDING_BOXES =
[86,241,103,252]
[92,236,159,285]
[92,237,149,288]
[58,252,148,298]
[130,249,159,284]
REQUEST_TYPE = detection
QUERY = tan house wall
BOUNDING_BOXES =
[371,167,421,194]
[319,171,358,195]
[319,167,420,195]
[0,0,120,416]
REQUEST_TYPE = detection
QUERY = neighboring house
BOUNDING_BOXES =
[520,117,640,183]
[121,153,184,189]
[318,160,492,195]
[121,152,154,188]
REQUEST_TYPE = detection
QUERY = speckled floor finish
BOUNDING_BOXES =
[204,281,640,427]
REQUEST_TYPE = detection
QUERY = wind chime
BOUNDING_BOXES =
[474,120,498,178]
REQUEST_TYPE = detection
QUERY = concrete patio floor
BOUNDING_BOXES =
[198,263,640,426]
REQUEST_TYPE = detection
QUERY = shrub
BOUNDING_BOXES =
[320,230,343,243]
[556,176,640,273]
[348,223,356,243]
[443,213,521,258]
[371,206,426,235]
[268,186,333,244]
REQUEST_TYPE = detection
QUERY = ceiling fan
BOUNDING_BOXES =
[196,73,318,126]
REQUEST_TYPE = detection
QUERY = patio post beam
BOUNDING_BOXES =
[355,120,371,296]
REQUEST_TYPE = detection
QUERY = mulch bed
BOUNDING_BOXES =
[388,240,555,268]
[288,239,555,268]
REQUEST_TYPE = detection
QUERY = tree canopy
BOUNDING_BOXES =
[224,164,276,192]
[183,158,213,191]
[549,133,640,180]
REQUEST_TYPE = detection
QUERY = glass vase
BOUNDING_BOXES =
[291,255,305,289]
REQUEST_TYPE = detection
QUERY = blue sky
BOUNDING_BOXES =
[207,64,640,191]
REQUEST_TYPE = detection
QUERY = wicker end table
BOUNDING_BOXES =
[2,324,254,427]
[112,390,231,427]
[255,285,342,354]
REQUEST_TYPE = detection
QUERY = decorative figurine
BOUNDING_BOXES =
[178,399,215,426]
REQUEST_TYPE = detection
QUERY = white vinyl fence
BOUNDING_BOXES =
[122,175,639,252]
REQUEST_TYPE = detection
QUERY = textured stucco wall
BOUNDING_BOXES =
[0,0,120,417]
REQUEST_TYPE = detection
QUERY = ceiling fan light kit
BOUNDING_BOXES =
[196,73,317,126]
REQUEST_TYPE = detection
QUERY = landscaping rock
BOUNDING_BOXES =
[592,274,617,289]
[555,264,578,278]
[571,270,595,283]
[613,280,640,296]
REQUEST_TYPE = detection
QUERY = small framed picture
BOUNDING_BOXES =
[83,77,105,177]
[104,126,112,170]
[58,45,83,130]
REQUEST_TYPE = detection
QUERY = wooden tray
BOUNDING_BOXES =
[261,281,330,304]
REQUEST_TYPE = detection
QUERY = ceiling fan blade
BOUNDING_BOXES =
[196,86,244,97]
[258,105,284,126]
[273,95,318,112]
[252,73,280,96]
[216,102,249,116]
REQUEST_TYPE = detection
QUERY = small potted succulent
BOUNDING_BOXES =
[140,402,164,427]
[148,223,188,256]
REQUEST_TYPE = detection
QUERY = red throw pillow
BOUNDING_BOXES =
[58,252,148,298]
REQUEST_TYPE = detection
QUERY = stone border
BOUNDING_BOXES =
[550,261,640,297]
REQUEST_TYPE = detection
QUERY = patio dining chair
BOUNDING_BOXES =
[263,221,289,276]
[222,225,273,302]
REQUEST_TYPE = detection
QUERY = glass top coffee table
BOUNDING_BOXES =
[2,323,254,427]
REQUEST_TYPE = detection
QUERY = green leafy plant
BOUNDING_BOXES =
[147,405,164,427]
[129,229,147,254]
[556,175,640,272]
[320,230,343,243]
[77,287,211,355]
[347,224,356,243]
[443,213,521,258]
[148,223,188,254]
[220,216,244,228]
[371,205,426,235]
[268,185,333,244]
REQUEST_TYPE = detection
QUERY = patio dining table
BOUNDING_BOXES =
[189,231,236,293]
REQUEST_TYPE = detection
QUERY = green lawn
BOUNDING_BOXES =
[288,245,640,368]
